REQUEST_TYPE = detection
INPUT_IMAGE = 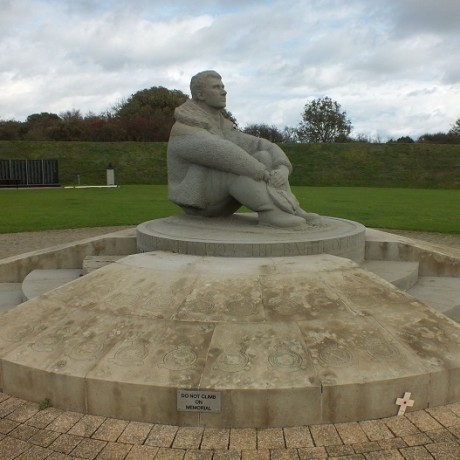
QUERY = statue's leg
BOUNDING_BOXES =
[253,150,321,225]
[252,150,273,169]
[180,169,241,217]
[228,175,306,228]
[200,197,241,217]
[181,196,240,218]
[183,168,307,228]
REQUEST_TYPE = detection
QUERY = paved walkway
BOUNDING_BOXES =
[376,229,460,250]
[1,392,460,459]
[0,227,135,259]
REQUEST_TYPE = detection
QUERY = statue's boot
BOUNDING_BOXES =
[229,177,306,228]
[264,181,321,226]
[258,209,306,228]
[294,207,322,225]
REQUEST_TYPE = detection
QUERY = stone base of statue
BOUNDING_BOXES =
[0,215,460,427]
[137,214,366,261]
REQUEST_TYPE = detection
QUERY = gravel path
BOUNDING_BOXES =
[0,226,459,259]
[0,226,135,259]
[377,228,460,249]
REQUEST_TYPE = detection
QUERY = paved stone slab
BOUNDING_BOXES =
[172,427,204,449]
[49,433,83,454]
[21,269,82,300]
[200,428,230,450]
[283,426,313,448]
[309,424,342,447]
[230,428,257,450]
[9,424,39,441]
[408,276,460,322]
[0,283,22,313]
[125,444,159,459]
[361,261,419,290]
[118,422,153,445]
[70,437,106,458]
[335,422,369,445]
[92,418,129,442]
[46,411,83,433]
[256,428,285,449]
[82,255,123,274]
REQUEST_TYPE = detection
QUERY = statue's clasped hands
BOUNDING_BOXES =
[263,169,288,189]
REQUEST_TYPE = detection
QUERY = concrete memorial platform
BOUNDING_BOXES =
[137,214,365,261]
[0,216,460,428]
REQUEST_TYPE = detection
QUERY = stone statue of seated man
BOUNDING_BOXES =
[167,70,320,228]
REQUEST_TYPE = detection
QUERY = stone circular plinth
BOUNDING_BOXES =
[137,214,366,261]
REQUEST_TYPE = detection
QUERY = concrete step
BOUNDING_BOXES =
[362,260,419,290]
[0,283,23,313]
[22,269,83,301]
[82,255,123,274]
[408,276,460,323]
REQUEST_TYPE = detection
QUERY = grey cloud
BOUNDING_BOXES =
[406,87,438,97]
[387,0,460,35]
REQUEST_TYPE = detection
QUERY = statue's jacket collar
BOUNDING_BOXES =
[173,100,229,136]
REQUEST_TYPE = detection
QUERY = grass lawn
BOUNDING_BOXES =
[0,185,459,234]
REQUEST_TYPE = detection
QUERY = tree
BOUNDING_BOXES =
[417,132,460,144]
[352,133,371,143]
[297,97,352,143]
[24,112,60,140]
[243,123,284,143]
[0,119,25,140]
[387,136,414,144]
[115,86,188,141]
[82,111,127,142]
[116,87,188,118]
[44,110,85,141]
[282,126,299,143]
[449,118,460,137]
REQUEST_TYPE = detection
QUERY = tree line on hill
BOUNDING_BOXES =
[1,86,459,144]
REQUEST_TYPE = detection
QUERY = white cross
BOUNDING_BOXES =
[396,392,414,416]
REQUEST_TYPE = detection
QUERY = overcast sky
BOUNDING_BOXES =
[1,0,460,140]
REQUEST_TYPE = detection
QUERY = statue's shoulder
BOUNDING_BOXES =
[221,115,237,131]
[174,101,209,129]
[169,120,197,137]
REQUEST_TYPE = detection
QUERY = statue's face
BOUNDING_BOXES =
[198,77,227,110]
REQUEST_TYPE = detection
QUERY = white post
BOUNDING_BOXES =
[106,163,115,186]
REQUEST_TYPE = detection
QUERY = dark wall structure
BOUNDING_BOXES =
[0,159,59,187]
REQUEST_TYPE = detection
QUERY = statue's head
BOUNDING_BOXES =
[190,70,222,100]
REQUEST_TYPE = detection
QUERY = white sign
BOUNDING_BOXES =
[177,390,221,413]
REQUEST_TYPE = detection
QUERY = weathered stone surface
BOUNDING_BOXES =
[21,269,82,300]
[1,247,459,427]
[0,229,136,283]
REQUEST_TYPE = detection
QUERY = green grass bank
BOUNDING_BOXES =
[1,185,458,234]
[0,141,459,188]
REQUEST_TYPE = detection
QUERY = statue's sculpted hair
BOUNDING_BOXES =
[190,70,222,100]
